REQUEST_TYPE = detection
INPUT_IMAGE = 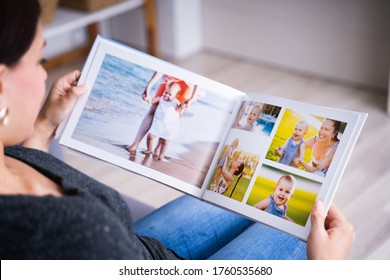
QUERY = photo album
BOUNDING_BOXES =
[56,36,367,240]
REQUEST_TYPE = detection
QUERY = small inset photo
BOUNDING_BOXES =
[232,101,281,136]
[266,109,347,177]
[208,131,261,202]
[246,165,321,226]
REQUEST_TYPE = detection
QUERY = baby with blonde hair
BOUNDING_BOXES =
[233,102,262,132]
[254,174,296,221]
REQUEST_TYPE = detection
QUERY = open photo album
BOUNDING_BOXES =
[56,36,367,240]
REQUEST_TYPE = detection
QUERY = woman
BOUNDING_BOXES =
[0,0,354,259]
[294,118,340,176]
[126,71,201,156]
[211,159,244,195]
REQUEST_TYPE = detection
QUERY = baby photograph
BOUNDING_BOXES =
[208,129,261,202]
[266,108,347,177]
[232,101,281,136]
[246,164,321,226]
[71,54,238,188]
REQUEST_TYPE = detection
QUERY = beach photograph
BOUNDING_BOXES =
[71,54,238,188]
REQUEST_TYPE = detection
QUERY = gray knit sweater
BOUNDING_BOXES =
[0,145,180,260]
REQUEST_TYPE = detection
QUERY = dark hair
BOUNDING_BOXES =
[326,118,341,141]
[233,162,245,176]
[0,0,41,67]
[229,162,245,198]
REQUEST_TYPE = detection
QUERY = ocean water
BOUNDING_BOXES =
[72,54,237,158]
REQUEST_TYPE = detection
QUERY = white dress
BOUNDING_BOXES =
[149,98,180,140]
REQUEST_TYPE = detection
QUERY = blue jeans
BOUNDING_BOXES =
[134,195,307,260]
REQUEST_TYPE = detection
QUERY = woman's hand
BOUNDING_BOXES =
[307,201,355,259]
[23,70,88,151]
[141,89,148,101]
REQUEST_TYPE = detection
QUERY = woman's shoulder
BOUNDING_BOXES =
[0,193,146,259]
[5,145,108,188]
[5,145,76,177]
[4,145,131,217]
[326,140,339,155]
[5,145,56,161]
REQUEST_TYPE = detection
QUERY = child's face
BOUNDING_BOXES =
[247,107,261,124]
[292,122,308,141]
[163,84,180,101]
[273,180,294,206]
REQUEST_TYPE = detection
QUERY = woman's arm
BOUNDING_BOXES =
[177,85,204,115]
[298,142,306,160]
[180,84,205,108]
[297,143,337,173]
[304,136,315,149]
[142,71,163,100]
[296,157,317,173]
[221,159,233,187]
[145,96,161,105]
[22,70,88,152]
[226,147,234,162]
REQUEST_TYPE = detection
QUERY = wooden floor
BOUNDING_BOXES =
[47,50,390,260]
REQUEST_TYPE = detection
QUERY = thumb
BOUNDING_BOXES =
[310,200,326,231]
[70,84,89,98]
[307,200,327,258]
[66,69,81,86]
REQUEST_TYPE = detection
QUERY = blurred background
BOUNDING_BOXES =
[43,0,390,260]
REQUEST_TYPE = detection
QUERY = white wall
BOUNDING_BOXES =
[203,0,390,91]
[43,0,389,93]
[106,0,204,59]
[43,28,89,59]
[44,0,204,60]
